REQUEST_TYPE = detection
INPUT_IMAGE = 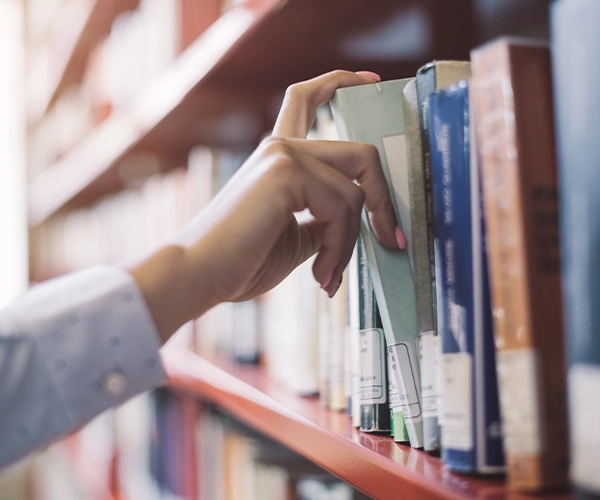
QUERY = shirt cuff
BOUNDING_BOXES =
[9,265,167,432]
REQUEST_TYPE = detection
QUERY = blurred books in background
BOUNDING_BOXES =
[23,0,600,498]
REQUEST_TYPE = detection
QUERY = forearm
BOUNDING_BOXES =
[125,243,218,344]
[0,266,166,469]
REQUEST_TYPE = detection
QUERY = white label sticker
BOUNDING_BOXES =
[388,342,423,423]
[496,349,542,454]
[441,352,473,451]
[359,328,386,404]
[418,331,438,419]
[569,363,600,492]
[387,350,401,411]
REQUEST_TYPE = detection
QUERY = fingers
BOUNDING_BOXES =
[273,70,380,139]
[264,142,365,295]
[261,137,404,250]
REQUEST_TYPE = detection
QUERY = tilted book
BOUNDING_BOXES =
[471,37,568,490]
[552,3,600,496]
[429,81,504,474]
[414,60,472,454]
[331,79,423,448]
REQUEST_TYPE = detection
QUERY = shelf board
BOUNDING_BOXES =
[164,346,572,500]
[27,0,475,226]
[27,0,140,125]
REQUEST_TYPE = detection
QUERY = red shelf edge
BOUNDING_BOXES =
[163,346,517,500]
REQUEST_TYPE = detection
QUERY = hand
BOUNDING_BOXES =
[127,70,406,343]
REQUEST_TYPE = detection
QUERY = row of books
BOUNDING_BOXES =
[325,1,600,496]
[331,40,564,490]
[30,390,368,500]
[28,0,224,178]
[151,395,371,500]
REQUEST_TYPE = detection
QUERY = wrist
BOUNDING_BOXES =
[124,244,215,344]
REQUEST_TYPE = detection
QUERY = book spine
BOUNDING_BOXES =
[329,269,348,412]
[429,82,503,474]
[415,61,472,455]
[415,64,444,456]
[403,78,440,454]
[429,86,474,472]
[388,343,410,442]
[472,39,568,490]
[415,65,439,336]
[358,238,390,433]
[469,86,505,474]
[552,2,600,497]
[233,299,261,364]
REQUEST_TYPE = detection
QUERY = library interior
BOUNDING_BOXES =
[0,0,597,499]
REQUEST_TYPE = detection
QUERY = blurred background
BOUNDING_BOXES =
[0,0,552,498]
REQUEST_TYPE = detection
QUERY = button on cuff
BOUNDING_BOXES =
[102,370,127,397]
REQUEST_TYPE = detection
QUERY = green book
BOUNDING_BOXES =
[331,79,423,448]
[388,349,410,442]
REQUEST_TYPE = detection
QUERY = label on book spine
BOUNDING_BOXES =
[496,349,542,454]
[418,331,438,419]
[387,350,401,412]
[388,342,423,424]
[359,328,386,404]
[569,363,600,492]
[441,352,473,451]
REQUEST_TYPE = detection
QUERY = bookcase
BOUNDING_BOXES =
[22,0,573,498]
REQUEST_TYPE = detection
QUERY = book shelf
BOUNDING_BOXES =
[27,0,474,226]
[164,345,572,500]
[23,0,571,498]
[26,0,140,125]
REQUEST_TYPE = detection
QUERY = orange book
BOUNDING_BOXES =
[470,38,569,491]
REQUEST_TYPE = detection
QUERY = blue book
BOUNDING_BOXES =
[428,81,504,474]
[553,1,600,497]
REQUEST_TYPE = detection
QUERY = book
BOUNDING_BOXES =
[357,239,390,434]
[330,271,349,412]
[387,347,410,442]
[428,81,504,474]
[347,243,362,427]
[552,2,600,497]
[414,60,472,454]
[402,78,439,454]
[331,79,423,448]
[472,37,570,492]
[344,250,356,418]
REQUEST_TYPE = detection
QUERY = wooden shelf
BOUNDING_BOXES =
[26,0,140,125]
[27,0,474,226]
[163,346,572,500]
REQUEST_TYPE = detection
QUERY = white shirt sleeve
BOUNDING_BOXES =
[0,265,168,469]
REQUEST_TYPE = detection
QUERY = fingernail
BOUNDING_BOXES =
[395,226,407,249]
[356,71,381,82]
[329,275,343,298]
[321,270,334,290]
